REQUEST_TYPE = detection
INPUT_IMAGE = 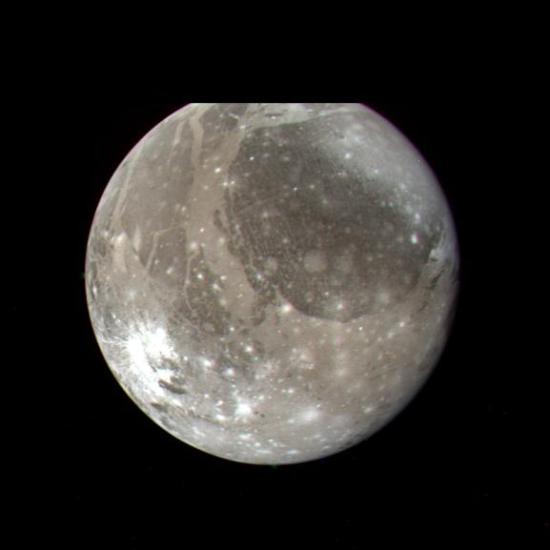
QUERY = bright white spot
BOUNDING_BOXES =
[145,327,176,361]
[280,303,293,314]
[126,334,150,374]
[214,167,222,173]
[244,345,254,354]
[216,414,227,422]
[298,407,321,424]
[249,156,255,161]
[125,324,177,397]
[411,233,418,244]
[225,368,235,377]
[344,152,352,159]
[202,358,213,368]
[235,400,253,417]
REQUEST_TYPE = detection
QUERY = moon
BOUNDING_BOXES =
[85,103,459,464]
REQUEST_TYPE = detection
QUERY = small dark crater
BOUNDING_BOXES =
[159,379,187,395]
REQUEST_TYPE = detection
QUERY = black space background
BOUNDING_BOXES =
[12,50,547,547]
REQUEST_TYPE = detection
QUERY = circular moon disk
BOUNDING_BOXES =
[85,103,459,465]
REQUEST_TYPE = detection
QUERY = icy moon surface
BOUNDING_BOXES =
[85,103,459,464]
